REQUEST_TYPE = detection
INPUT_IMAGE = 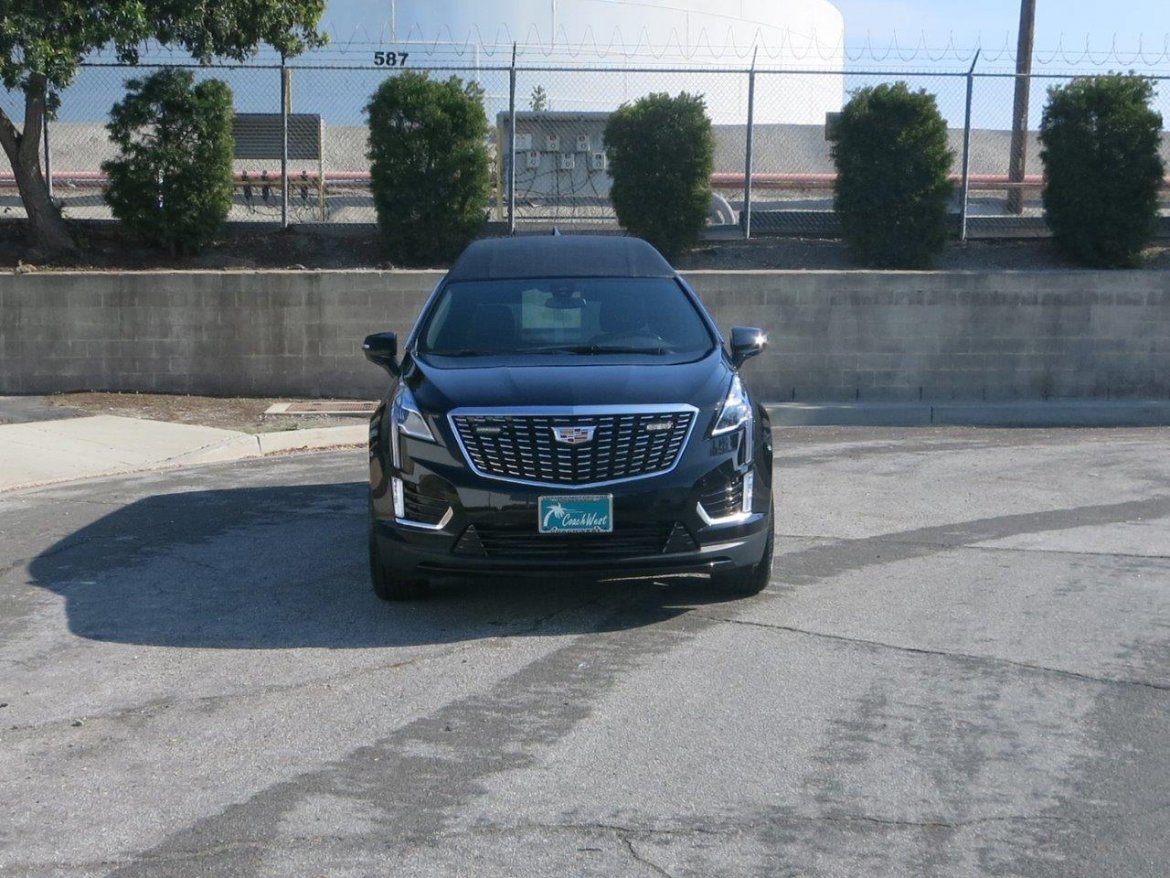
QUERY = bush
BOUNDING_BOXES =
[366,72,490,266]
[604,92,714,259]
[1039,75,1165,267]
[829,83,954,268]
[102,69,234,255]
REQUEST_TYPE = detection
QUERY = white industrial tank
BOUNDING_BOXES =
[383,0,845,123]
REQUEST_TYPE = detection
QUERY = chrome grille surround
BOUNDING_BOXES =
[448,404,699,489]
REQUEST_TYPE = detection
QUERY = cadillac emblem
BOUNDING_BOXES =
[552,425,596,446]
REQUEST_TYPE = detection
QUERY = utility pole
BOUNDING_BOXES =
[1007,0,1036,215]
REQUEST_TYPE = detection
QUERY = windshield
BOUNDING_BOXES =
[418,277,715,358]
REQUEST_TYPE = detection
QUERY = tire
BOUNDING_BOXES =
[368,518,429,601]
[711,510,774,597]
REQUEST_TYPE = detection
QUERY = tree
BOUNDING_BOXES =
[604,92,714,259]
[103,70,234,255]
[530,85,549,112]
[0,1,325,256]
[366,72,491,266]
[1039,75,1165,267]
[829,83,954,268]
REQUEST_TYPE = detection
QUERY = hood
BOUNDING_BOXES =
[408,351,731,415]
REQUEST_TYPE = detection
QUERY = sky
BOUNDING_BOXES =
[289,1,1170,130]
[6,0,1167,129]
[829,0,1170,70]
[307,1,1170,72]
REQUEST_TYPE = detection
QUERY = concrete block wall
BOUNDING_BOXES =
[687,271,1170,402]
[1,270,1167,402]
[0,271,442,398]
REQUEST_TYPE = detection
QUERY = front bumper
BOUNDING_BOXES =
[371,444,771,580]
[374,503,771,578]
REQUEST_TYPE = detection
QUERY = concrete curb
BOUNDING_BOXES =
[766,401,1170,428]
[256,424,367,455]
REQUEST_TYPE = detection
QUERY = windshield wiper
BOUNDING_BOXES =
[426,348,502,357]
[524,344,668,355]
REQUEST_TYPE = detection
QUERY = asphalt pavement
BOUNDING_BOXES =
[1,425,1168,876]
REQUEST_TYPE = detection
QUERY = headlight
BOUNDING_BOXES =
[391,385,434,442]
[712,374,752,436]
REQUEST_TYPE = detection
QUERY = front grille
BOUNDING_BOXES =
[450,408,696,487]
[454,521,684,559]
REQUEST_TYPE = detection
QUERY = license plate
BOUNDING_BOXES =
[538,495,613,534]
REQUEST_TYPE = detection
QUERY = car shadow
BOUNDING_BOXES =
[27,481,744,650]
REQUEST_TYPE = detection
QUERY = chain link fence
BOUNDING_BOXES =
[4,60,1168,238]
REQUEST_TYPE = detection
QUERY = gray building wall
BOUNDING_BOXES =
[1,270,1167,401]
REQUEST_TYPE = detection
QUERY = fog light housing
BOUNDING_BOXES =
[741,471,754,514]
[392,477,405,518]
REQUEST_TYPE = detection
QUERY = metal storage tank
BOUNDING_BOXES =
[385,0,845,123]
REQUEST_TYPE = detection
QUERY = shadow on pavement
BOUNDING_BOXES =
[27,481,741,650]
[0,394,84,425]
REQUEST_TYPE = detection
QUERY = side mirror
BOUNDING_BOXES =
[362,331,400,377]
[729,326,767,369]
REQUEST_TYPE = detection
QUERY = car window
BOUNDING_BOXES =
[420,278,715,356]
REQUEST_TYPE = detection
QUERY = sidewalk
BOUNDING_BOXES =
[3,400,1166,494]
[0,415,365,493]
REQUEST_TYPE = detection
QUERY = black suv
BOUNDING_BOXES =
[363,235,773,600]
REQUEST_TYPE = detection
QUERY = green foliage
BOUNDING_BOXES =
[102,69,235,254]
[1039,75,1165,267]
[366,71,491,266]
[0,0,324,253]
[604,92,714,259]
[1,1,325,97]
[829,82,954,268]
[530,85,549,112]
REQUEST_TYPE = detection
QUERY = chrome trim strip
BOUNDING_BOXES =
[698,537,754,554]
[452,404,701,417]
[696,502,753,527]
[396,506,454,532]
[447,404,701,490]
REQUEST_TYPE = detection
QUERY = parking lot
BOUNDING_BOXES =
[2,425,1169,877]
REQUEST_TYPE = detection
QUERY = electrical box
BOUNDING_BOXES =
[499,111,612,203]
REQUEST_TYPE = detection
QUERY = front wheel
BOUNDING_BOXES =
[368,518,429,601]
[711,515,774,597]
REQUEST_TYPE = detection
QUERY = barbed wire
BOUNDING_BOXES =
[321,22,1170,69]
[82,24,1170,73]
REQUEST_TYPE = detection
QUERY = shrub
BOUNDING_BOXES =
[366,72,490,266]
[604,92,714,259]
[102,69,234,255]
[1039,75,1165,267]
[829,82,954,268]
